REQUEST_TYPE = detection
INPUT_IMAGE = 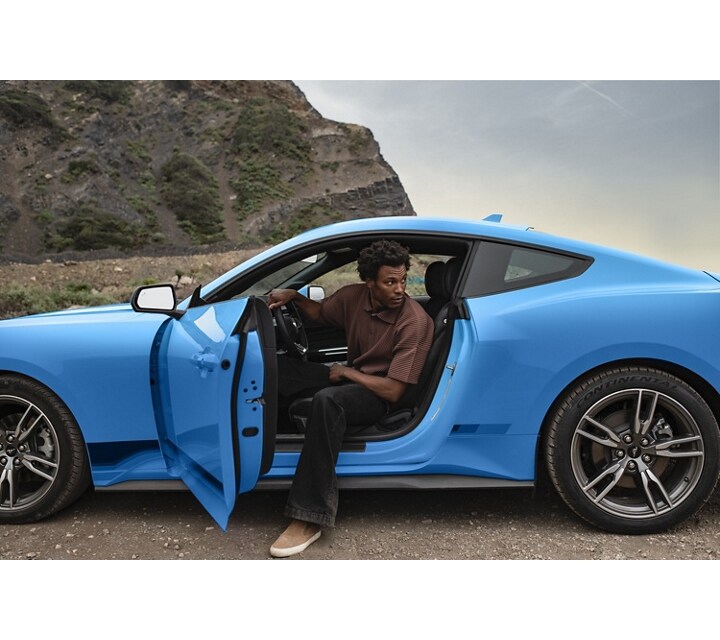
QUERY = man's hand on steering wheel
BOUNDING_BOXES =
[268,289,310,359]
[267,288,297,310]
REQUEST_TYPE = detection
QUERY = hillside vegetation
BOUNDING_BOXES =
[0,81,414,261]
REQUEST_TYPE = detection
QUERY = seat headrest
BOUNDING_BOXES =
[424,261,447,298]
[425,257,462,299]
[443,257,461,297]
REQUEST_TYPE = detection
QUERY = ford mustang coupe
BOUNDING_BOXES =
[1,215,719,534]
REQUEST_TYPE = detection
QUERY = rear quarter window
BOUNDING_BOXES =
[462,241,592,297]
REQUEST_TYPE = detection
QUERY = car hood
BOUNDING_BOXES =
[0,303,149,328]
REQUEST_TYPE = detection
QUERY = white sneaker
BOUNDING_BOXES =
[270,521,322,558]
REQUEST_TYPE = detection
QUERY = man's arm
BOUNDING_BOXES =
[329,364,407,404]
[267,289,324,324]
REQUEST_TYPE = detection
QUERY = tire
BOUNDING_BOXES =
[0,374,91,523]
[545,366,720,534]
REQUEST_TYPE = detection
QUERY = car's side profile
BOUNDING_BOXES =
[1,215,719,534]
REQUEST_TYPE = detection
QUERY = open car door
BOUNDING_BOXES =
[152,297,277,529]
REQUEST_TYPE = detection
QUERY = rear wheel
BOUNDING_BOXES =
[0,375,90,523]
[545,366,720,534]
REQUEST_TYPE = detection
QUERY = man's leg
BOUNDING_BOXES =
[276,357,332,432]
[284,383,387,525]
[270,383,387,556]
[277,356,331,398]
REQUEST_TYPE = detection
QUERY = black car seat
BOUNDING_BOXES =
[373,259,462,430]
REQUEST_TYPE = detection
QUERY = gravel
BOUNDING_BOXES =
[2,484,720,560]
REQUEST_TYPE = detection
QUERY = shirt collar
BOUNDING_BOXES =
[364,290,405,324]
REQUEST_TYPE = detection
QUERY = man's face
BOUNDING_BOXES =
[367,264,407,310]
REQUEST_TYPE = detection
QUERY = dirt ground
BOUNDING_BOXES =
[2,483,720,561]
[0,248,264,304]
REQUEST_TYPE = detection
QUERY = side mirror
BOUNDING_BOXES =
[131,284,180,317]
[308,285,325,301]
[296,284,326,301]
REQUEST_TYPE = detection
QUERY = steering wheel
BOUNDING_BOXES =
[272,301,309,359]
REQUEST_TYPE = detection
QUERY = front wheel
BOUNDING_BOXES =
[0,375,90,523]
[545,366,720,534]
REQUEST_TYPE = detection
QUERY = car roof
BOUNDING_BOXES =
[197,215,716,300]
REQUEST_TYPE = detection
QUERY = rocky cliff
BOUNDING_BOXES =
[0,80,415,261]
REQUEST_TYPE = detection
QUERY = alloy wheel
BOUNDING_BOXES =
[570,388,704,519]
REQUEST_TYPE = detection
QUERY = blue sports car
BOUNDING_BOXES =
[1,215,719,534]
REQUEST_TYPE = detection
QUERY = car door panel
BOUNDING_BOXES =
[153,297,275,529]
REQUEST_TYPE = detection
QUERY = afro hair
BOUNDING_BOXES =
[357,239,411,281]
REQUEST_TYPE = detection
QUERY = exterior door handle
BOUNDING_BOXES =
[192,348,219,377]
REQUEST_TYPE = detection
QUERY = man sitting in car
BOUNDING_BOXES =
[267,239,434,557]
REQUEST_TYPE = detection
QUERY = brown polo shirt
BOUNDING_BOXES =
[319,283,433,384]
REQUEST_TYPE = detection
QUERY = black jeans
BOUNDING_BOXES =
[278,358,388,527]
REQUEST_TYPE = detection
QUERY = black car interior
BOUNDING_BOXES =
[260,235,471,448]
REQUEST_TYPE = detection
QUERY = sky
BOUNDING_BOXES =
[296,81,720,272]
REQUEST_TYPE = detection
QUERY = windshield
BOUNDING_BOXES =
[234,253,325,297]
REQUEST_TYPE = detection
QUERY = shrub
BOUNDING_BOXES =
[46,207,148,251]
[160,153,225,244]
[126,195,159,228]
[126,139,153,164]
[349,128,370,154]
[230,160,291,218]
[232,98,311,163]
[64,81,132,104]
[164,80,192,92]
[0,89,58,129]
[62,159,100,183]
[0,284,116,320]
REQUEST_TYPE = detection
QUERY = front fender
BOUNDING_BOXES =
[0,307,166,445]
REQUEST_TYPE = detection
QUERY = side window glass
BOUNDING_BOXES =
[312,262,359,298]
[463,241,591,297]
[505,247,575,283]
[311,254,452,298]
